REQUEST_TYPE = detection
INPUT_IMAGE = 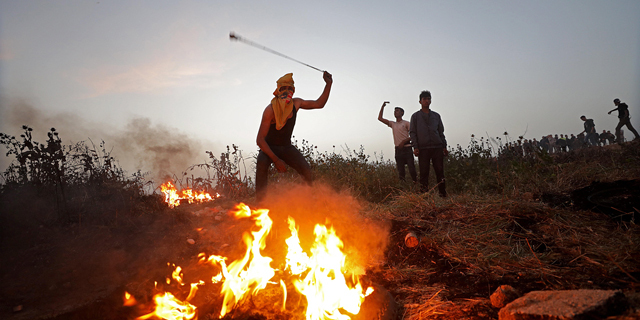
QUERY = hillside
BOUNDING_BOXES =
[1,141,639,319]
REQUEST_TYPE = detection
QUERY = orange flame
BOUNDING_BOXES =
[286,218,373,319]
[131,203,372,319]
[203,203,276,317]
[160,182,217,208]
[285,216,310,275]
[137,292,197,320]
[171,265,184,286]
[123,291,137,306]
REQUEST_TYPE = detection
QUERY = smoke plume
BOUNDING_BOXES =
[112,118,203,182]
[0,99,209,184]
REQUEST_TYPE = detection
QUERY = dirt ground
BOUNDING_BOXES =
[1,187,639,320]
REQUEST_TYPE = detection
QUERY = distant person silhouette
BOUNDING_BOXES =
[608,98,639,142]
[579,116,598,146]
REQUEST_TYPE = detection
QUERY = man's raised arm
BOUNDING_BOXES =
[378,101,390,126]
[299,71,333,110]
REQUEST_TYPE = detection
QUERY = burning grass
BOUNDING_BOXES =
[116,183,391,320]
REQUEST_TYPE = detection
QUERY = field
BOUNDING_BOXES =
[1,127,639,319]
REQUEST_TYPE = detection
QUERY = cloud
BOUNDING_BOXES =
[77,58,226,97]
[75,23,229,97]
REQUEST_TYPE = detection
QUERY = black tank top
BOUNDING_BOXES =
[265,106,297,146]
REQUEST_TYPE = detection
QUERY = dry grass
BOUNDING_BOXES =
[361,188,640,319]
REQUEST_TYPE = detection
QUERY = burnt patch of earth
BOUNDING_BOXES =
[571,179,640,222]
[540,179,640,222]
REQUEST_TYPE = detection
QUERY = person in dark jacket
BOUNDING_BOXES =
[539,135,549,152]
[599,130,610,146]
[255,71,333,201]
[409,90,448,197]
[606,131,615,145]
[580,116,598,146]
[608,98,640,142]
[568,134,577,151]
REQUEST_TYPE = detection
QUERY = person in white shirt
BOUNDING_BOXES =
[378,101,417,183]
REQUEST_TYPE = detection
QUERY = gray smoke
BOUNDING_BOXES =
[112,117,203,182]
[0,98,211,184]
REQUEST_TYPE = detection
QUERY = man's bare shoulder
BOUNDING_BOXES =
[262,104,275,119]
[292,97,303,109]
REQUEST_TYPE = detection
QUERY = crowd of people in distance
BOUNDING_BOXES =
[501,130,621,158]
[496,98,639,159]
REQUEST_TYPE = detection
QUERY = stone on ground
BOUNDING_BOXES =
[499,289,627,320]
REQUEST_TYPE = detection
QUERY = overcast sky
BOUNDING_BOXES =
[1,0,639,180]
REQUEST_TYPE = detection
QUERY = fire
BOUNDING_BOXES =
[123,291,137,306]
[286,219,373,319]
[128,203,372,319]
[134,266,204,320]
[285,216,310,275]
[137,292,197,320]
[160,182,217,208]
[215,203,276,317]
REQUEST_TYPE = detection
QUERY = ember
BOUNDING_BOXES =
[127,202,373,319]
[160,182,218,208]
[123,291,137,306]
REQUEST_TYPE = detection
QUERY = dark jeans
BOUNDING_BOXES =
[417,148,446,196]
[395,146,417,182]
[255,145,313,201]
[615,117,640,142]
[585,133,598,146]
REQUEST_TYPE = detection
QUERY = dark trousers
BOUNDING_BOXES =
[255,145,313,201]
[615,117,640,142]
[585,133,598,146]
[395,146,417,182]
[417,148,446,196]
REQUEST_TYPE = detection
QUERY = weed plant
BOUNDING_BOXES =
[0,126,154,225]
[180,144,254,201]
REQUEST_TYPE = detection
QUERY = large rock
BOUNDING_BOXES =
[499,289,627,320]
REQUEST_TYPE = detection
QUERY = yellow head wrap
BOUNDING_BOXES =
[271,73,295,130]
